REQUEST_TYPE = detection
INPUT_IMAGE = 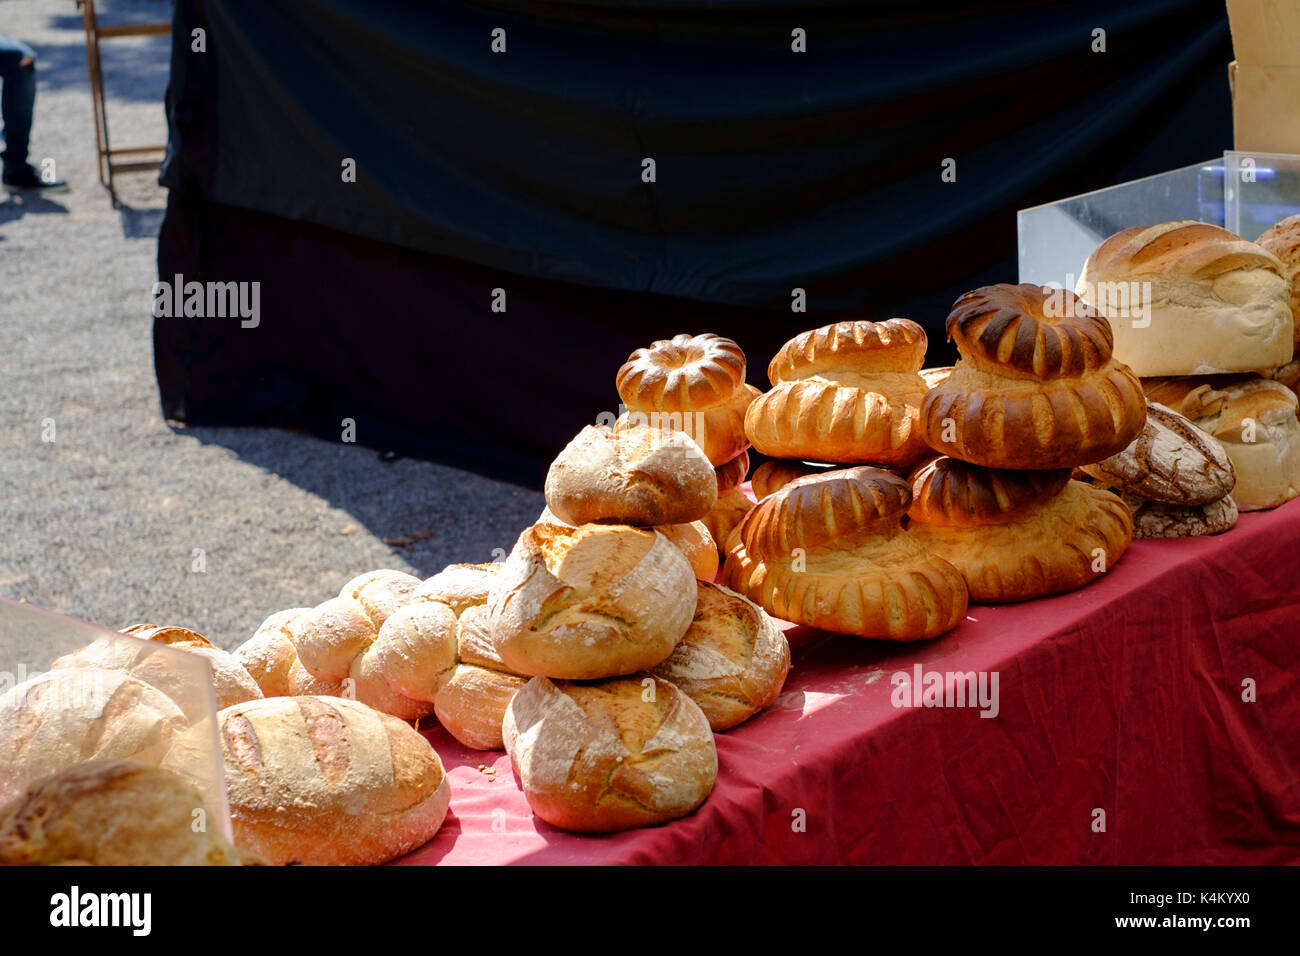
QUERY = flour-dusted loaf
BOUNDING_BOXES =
[0,667,188,807]
[432,605,528,750]
[488,522,697,679]
[0,760,258,866]
[1143,374,1300,510]
[216,696,451,865]
[649,582,790,731]
[545,422,717,526]
[1079,401,1236,505]
[920,284,1147,469]
[338,569,423,627]
[1255,213,1300,357]
[616,332,758,465]
[656,519,719,580]
[503,674,717,832]
[746,319,931,467]
[410,562,500,613]
[1077,221,1293,376]
[235,609,310,697]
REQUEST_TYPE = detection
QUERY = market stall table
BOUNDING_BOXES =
[396,498,1300,865]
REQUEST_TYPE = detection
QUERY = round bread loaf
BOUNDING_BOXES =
[0,667,188,807]
[55,624,263,713]
[503,674,717,832]
[616,332,757,465]
[920,284,1147,469]
[714,449,750,494]
[1255,214,1300,356]
[649,582,790,731]
[907,458,1133,603]
[0,760,257,866]
[1079,401,1236,505]
[750,458,837,500]
[1124,493,1238,538]
[701,486,755,559]
[217,696,451,865]
[488,522,697,679]
[1142,374,1300,511]
[1076,221,1293,376]
[723,467,968,641]
[545,422,717,526]
[656,519,719,580]
[235,609,310,697]
[746,319,931,467]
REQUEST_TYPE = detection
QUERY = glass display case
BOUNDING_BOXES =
[0,598,231,838]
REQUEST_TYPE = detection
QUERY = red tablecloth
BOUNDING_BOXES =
[394,498,1300,865]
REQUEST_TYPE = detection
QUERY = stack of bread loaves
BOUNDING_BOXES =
[616,333,760,559]
[1077,220,1300,511]
[910,283,1143,602]
[493,418,789,832]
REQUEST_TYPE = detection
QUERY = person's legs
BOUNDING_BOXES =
[0,36,38,174]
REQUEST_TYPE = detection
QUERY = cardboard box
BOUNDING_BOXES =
[1227,1,1300,152]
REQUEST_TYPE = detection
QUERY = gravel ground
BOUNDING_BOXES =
[0,0,543,658]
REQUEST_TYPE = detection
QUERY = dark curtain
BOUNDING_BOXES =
[157,0,1234,485]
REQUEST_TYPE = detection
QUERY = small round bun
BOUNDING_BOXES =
[545,423,717,526]
[503,674,717,832]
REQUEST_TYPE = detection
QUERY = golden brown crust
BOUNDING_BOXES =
[1086,221,1283,279]
[919,359,1147,469]
[648,582,790,731]
[1257,214,1300,354]
[907,457,1073,527]
[767,319,927,383]
[545,422,717,526]
[714,449,750,494]
[218,696,450,866]
[503,675,717,833]
[906,480,1133,603]
[750,459,836,500]
[920,366,954,389]
[0,760,256,866]
[656,520,720,580]
[236,610,310,698]
[433,664,528,751]
[412,563,499,614]
[701,487,755,558]
[616,333,747,411]
[739,466,911,556]
[618,386,758,466]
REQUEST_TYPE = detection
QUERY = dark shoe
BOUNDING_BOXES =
[2,163,68,192]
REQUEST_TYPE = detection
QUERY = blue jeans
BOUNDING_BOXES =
[0,35,36,172]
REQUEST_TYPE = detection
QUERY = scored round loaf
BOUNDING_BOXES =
[714,449,751,495]
[907,458,1133,603]
[1142,374,1300,510]
[1124,493,1238,538]
[723,467,968,641]
[217,696,451,865]
[488,522,697,679]
[1079,401,1236,505]
[545,422,717,526]
[648,582,790,731]
[235,609,310,698]
[0,760,257,866]
[750,458,837,500]
[432,605,528,750]
[0,667,188,808]
[1076,221,1293,376]
[656,519,719,580]
[746,319,931,467]
[54,624,263,713]
[503,674,717,832]
[1256,214,1300,355]
[919,284,1147,469]
[616,332,757,465]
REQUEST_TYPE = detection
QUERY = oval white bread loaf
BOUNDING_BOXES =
[0,760,259,866]
[649,582,790,731]
[217,696,451,865]
[0,668,188,806]
[545,422,717,526]
[488,522,697,679]
[235,609,310,697]
[503,674,717,832]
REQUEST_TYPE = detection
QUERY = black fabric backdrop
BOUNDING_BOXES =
[156,0,1235,485]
